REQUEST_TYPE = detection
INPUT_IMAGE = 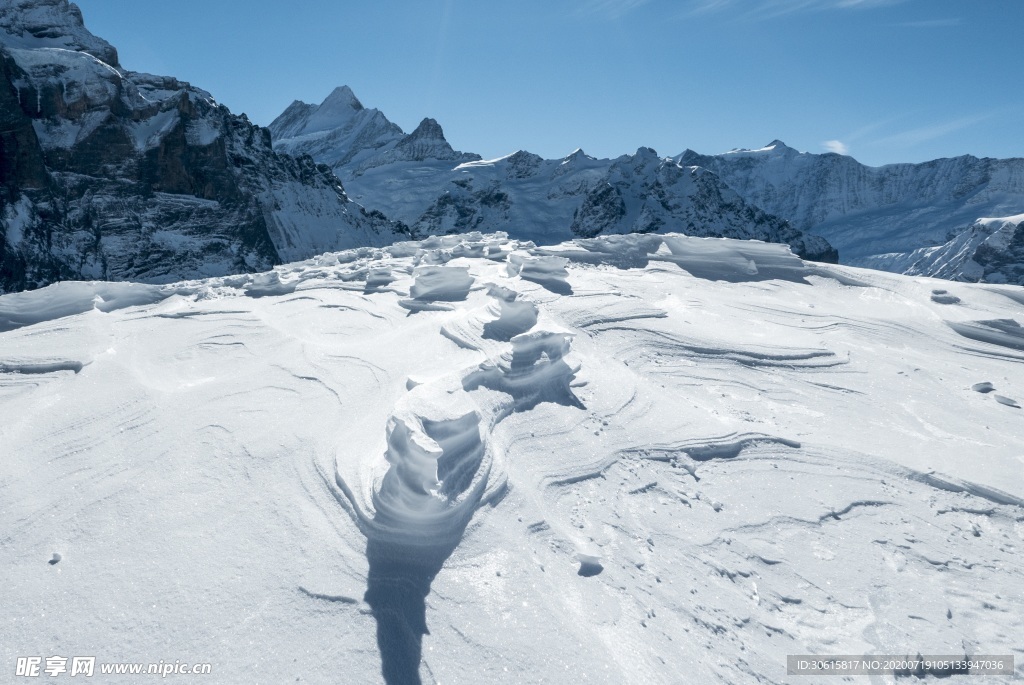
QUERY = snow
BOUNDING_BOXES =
[454,151,524,170]
[30,109,109,149]
[2,194,33,247]
[0,0,118,65]
[185,117,220,147]
[257,182,403,263]
[2,231,1023,683]
[128,108,179,151]
[5,45,120,112]
[676,145,1024,279]
[883,214,1024,282]
[979,212,1024,227]
[292,85,364,138]
[721,141,792,156]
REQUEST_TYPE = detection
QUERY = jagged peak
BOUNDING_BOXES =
[283,98,313,111]
[319,85,364,113]
[562,148,594,163]
[721,140,798,157]
[273,86,369,139]
[382,116,480,164]
[673,149,706,164]
[406,117,447,142]
[507,149,543,164]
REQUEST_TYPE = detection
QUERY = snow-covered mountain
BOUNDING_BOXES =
[677,142,1024,282]
[0,0,402,293]
[871,213,1024,284]
[269,90,837,262]
[270,86,480,177]
[3,231,1022,683]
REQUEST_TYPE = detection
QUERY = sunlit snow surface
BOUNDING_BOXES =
[2,233,1023,684]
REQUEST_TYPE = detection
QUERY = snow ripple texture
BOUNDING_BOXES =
[2,231,1024,684]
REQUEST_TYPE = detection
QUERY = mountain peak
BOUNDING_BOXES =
[320,85,364,113]
[0,0,119,65]
[407,117,446,141]
[720,140,798,157]
[764,140,799,155]
[389,117,464,162]
[564,148,592,161]
[274,85,368,139]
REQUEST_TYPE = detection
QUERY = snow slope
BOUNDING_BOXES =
[2,232,1022,684]
[883,214,1024,285]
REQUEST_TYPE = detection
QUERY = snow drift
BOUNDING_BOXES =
[2,231,1023,683]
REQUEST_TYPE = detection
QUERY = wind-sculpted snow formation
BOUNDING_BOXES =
[3,231,1024,683]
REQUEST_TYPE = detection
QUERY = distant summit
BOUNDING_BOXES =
[719,140,798,157]
[269,87,479,176]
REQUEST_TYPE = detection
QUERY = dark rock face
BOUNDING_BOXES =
[966,217,1024,284]
[570,153,837,262]
[0,1,399,293]
[571,183,626,238]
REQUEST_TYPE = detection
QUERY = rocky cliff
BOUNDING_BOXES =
[0,0,401,292]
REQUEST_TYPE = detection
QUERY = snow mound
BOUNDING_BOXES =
[0,280,190,332]
[2,231,1023,683]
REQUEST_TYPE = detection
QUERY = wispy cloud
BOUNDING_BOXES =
[872,114,991,148]
[576,0,652,19]
[684,0,737,15]
[822,140,848,154]
[844,115,908,143]
[834,0,901,7]
[682,0,906,19]
[894,18,961,28]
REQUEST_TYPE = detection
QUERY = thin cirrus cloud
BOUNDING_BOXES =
[871,114,991,148]
[576,0,652,19]
[893,18,962,28]
[683,0,905,19]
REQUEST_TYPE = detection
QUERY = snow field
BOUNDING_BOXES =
[2,232,1023,683]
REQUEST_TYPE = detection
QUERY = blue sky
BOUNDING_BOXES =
[73,0,1022,166]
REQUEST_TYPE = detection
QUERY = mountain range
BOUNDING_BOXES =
[1,0,1022,294]
[270,88,835,262]
[272,92,1024,286]
[678,142,1024,284]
